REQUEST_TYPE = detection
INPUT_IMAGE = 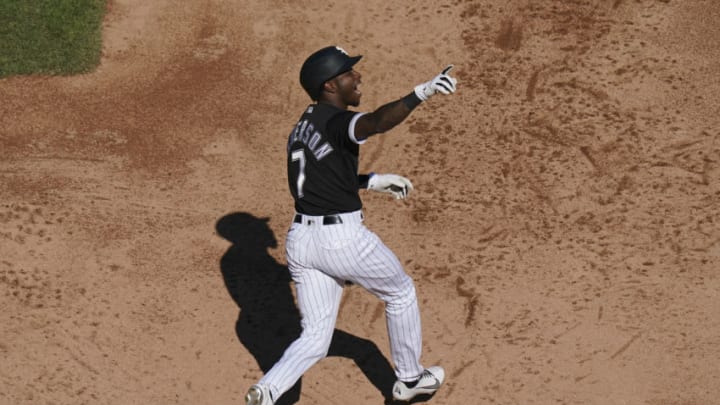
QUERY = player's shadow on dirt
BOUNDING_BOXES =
[217,212,411,404]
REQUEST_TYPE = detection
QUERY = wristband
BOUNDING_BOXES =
[402,91,423,110]
[367,172,375,189]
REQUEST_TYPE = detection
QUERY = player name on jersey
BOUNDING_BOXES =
[287,119,334,161]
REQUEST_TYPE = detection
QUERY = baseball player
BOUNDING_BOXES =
[245,46,457,405]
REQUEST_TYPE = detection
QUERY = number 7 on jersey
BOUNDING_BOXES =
[291,149,306,198]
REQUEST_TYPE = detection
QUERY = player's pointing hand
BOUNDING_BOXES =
[414,65,458,101]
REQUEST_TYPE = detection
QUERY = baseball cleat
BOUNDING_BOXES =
[392,366,445,401]
[245,384,273,405]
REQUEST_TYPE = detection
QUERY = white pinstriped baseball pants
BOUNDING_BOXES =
[259,210,424,400]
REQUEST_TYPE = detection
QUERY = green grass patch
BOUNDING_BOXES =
[0,0,106,78]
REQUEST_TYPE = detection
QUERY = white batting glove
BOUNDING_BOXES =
[368,173,414,200]
[414,65,457,101]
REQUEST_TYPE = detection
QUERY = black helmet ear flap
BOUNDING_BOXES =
[300,46,362,100]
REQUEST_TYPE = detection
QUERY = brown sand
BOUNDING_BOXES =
[1,0,719,404]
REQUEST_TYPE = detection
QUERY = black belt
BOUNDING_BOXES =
[294,214,343,225]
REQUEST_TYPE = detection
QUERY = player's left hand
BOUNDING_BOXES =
[414,65,457,101]
[368,173,414,199]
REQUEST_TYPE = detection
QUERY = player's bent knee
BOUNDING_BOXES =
[299,325,335,358]
[384,285,418,315]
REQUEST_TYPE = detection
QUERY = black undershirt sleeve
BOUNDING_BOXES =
[358,173,370,189]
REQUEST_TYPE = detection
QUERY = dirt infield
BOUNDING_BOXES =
[1,0,718,404]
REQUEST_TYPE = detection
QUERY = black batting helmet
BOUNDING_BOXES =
[300,46,362,100]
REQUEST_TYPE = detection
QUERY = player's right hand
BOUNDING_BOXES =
[368,173,414,200]
[414,65,457,101]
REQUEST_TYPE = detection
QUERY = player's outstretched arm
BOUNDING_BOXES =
[354,65,457,141]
